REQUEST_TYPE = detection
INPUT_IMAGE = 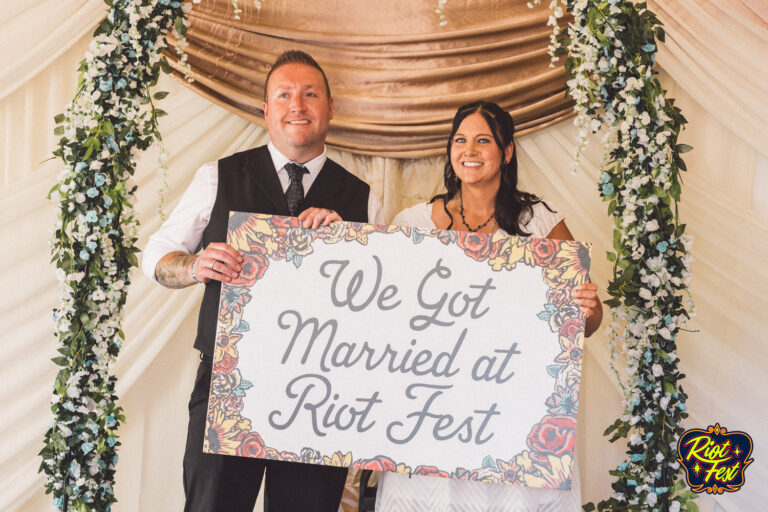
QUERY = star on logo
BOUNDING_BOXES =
[734,446,742,457]
[693,462,702,475]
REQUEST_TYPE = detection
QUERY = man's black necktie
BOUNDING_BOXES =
[284,163,308,217]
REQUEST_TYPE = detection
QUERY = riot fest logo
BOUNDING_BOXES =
[677,423,753,494]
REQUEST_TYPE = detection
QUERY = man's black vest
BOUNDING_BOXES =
[194,146,370,356]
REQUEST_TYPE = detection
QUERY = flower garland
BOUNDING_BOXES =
[39,1,195,510]
[532,0,697,510]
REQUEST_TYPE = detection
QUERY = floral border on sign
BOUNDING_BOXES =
[531,1,697,511]
[205,213,591,490]
[39,1,201,511]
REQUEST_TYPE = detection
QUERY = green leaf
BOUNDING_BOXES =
[676,144,693,154]
[54,113,66,124]
[51,356,69,367]
[174,16,186,37]
[154,109,168,118]
[54,126,65,136]
[153,91,169,100]
[160,57,173,74]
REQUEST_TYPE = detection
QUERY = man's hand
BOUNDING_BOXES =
[298,207,342,229]
[155,243,243,288]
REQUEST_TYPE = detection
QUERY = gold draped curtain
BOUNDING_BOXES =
[166,0,572,157]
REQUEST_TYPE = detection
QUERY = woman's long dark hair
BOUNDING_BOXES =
[433,101,551,235]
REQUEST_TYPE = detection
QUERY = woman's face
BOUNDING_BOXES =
[450,112,513,188]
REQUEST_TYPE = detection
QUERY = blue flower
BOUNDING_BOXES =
[80,249,91,261]
[171,0,181,7]
[678,403,687,411]
[75,162,88,173]
[107,436,116,447]
[106,136,119,153]
[99,77,113,92]
[82,442,95,454]
[103,196,113,208]
[644,350,652,363]
[87,187,99,198]
[664,315,672,324]
[53,497,63,508]
[115,339,122,348]
[601,172,611,183]
[95,173,106,186]
[106,414,116,427]
[618,461,629,471]
[128,50,137,59]
[69,459,79,474]
[645,432,654,440]
[602,183,615,195]
[116,78,128,89]
[113,453,119,464]
[85,210,98,223]
[656,241,669,252]
[630,454,644,462]
[643,43,656,52]
[120,33,130,43]
[87,241,98,252]
[627,479,637,486]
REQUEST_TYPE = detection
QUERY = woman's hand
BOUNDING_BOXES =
[573,282,603,337]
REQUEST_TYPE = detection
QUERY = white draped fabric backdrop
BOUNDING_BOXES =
[1,1,766,511]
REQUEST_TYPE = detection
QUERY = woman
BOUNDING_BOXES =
[375,101,602,511]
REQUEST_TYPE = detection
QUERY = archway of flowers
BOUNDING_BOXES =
[40,1,695,511]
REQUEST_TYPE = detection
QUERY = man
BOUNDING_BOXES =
[142,50,384,512]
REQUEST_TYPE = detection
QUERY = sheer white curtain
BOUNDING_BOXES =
[1,1,766,511]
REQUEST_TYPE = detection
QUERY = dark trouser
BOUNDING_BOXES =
[183,360,348,512]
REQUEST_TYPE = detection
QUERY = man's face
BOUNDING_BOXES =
[263,62,333,163]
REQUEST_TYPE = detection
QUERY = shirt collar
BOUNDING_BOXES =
[267,142,327,181]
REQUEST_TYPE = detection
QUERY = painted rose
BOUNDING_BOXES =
[457,231,491,260]
[285,227,315,256]
[559,316,584,342]
[530,238,559,267]
[358,455,397,472]
[213,352,238,374]
[413,465,450,478]
[526,415,576,464]
[233,246,269,287]
[546,286,571,307]
[220,394,244,414]
[236,431,266,458]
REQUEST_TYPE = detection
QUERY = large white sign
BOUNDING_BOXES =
[204,213,590,489]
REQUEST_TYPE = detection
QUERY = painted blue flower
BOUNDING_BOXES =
[69,459,79,474]
[75,162,88,173]
[602,183,615,195]
[107,436,116,447]
[85,210,98,223]
[125,133,134,143]
[643,43,656,52]
[115,339,122,348]
[113,453,119,464]
[116,78,128,89]
[80,249,91,261]
[128,50,137,59]
[677,403,687,411]
[601,172,610,183]
[627,479,638,486]
[664,315,672,324]
[99,77,113,92]
[106,136,119,153]
[630,454,644,462]
[656,241,669,252]
[120,33,130,43]
[106,414,116,427]
[82,442,95,454]
[644,350,652,363]
[103,196,113,207]
[87,187,99,198]
[94,173,106,186]
[171,0,181,7]
[87,241,98,252]
[618,461,629,471]
[53,497,63,508]
[645,432,654,440]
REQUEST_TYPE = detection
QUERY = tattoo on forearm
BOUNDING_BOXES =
[155,252,198,288]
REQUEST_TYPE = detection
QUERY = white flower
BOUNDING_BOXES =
[646,492,658,506]
[630,433,642,445]
[670,501,681,512]
[652,364,663,377]
[656,452,664,462]
[639,288,653,300]
[660,396,670,410]
[645,219,659,231]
